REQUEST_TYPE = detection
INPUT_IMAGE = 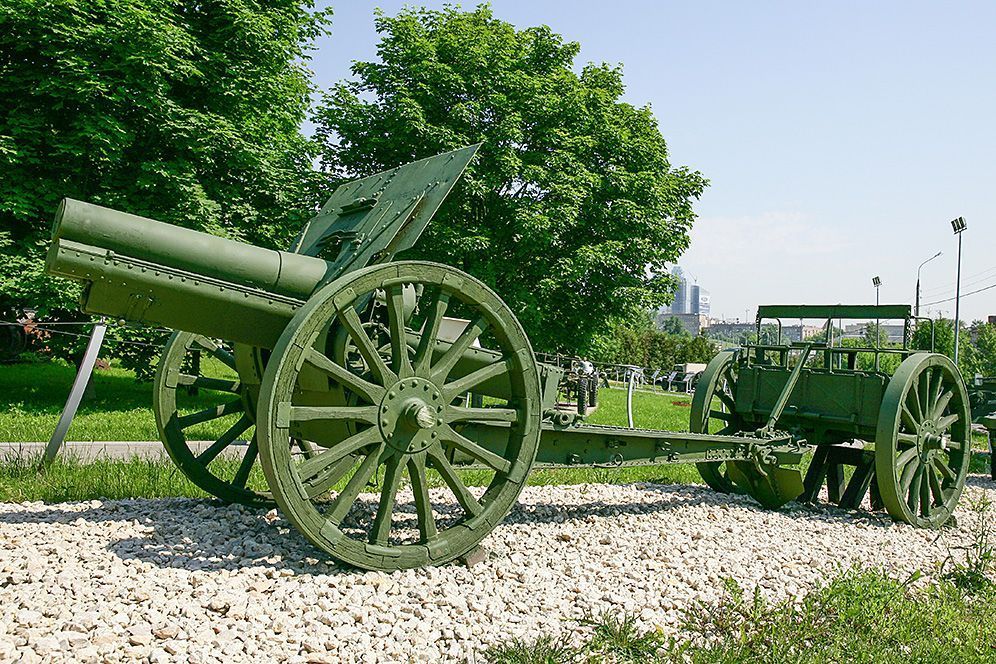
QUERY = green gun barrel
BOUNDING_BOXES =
[46,198,334,347]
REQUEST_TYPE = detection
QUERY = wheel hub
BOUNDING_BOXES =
[917,420,945,461]
[378,377,444,454]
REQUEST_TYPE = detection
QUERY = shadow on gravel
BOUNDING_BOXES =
[0,482,918,574]
[965,473,996,490]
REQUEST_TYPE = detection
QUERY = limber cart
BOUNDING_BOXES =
[44,146,972,571]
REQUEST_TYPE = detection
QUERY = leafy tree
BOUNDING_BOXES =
[587,318,716,369]
[313,4,706,355]
[0,0,331,375]
[970,322,996,378]
[912,317,975,375]
[658,315,689,337]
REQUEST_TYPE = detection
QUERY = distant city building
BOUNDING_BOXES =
[670,266,690,315]
[690,285,711,315]
[782,324,826,342]
[842,322,905,343]
[669,266,708,316]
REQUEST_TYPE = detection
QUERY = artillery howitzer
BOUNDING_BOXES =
[45,146,972,571]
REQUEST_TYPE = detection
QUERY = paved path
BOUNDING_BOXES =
[0,440,248,461]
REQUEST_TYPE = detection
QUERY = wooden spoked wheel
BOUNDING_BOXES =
[154,332,273,507]
[257,261,541,570]
[875,353,971,528]
[690,350,745,494]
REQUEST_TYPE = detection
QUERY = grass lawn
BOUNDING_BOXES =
[0,360,986,502]
[0,360,701,501]
[0,360,229,442]
[487,569,996,663]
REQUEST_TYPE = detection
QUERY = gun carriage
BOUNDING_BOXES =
[45,146,972,571]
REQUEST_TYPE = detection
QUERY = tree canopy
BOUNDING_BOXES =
[0,0,331,327]
[313,4,707,354]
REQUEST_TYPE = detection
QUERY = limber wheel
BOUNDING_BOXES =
[257,261,542,571]
[154,332,273,507]
[690,350,745,494]
[875,353,971,528]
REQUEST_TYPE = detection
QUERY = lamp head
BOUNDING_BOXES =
[872,276,882,288]
[951,217,967,234]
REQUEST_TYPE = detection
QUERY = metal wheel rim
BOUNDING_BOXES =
[875,353,971,528]
[690,350,744,494]
[257,261,541,570]
[154,331,273,507]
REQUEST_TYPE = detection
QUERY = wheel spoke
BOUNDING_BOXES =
[900,404,918,432]
[715,391,735,411]
[722,368,736,388]
[928,465,945,507]
[440,425,511,474]
[931,390,954,421]
[338,305,397,386]
[177,374,241,394]
[430,315,488,384]
[426,446,483,517]
[285,405,379,425]
[907,386,923,424]
[897,433,918,447]
[304,348,385,404]
[710,410,733,422]
[920,370,932,417]
[177,399,244,429]
[192,336,237,370]
[408,454,437,542]
[930,369,944,415]
[906,466,924,513]
[413,289,450,376]
[446,407,518,424]
[326,444,385,525]
[303,455,356,499]
[899,458,919,494]
[919,469,931,516]
[196,415,252,465]
[369,454,404,545]
[385,285,414,379]
[442,359,511,402]
[936,413,959,433]
[231,435,259,489]
[294,437,318,460]
[932,456,957,483]
[896,446,919,472]
[297,427,381,485]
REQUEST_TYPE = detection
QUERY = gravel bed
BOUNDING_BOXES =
[1,476,993,663]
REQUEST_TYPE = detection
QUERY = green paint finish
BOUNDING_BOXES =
[255,261,540,571]
[757,304,912,321]
[40,146,973,570]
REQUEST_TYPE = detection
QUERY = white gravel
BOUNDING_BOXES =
[1,476,993,663]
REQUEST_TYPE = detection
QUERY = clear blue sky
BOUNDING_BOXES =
[309,1,995,323]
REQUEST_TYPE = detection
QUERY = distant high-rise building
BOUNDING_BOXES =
[694,286,710,315]
[670,266,690,315]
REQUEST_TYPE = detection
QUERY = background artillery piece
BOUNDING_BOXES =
[44,146,973,571]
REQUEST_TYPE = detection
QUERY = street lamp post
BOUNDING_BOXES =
[951,217,967,365]
[872,276,882,347]
[915,251,942,317]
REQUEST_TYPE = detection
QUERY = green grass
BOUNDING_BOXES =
[0,360,985,502]
[488,501,996,663]
[0,359,235,442]
[0,360,699,501]
[485,570,996,663]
